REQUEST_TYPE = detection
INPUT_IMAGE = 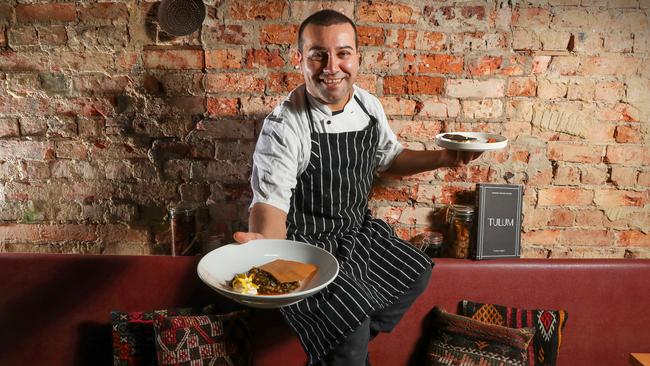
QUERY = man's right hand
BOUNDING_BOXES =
[233,232,265,244]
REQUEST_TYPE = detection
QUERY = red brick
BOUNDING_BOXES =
[512,7,551,27]
[358,2,416,24]
[0,118,20,137]
[229,0,288,20]
[245,48,285,69]
[379,97,418,116]
[600,103,640,122]
[467,56,502,76]
[203,25,251,46]
[41,224,97,241]
[553,165,581,185]
[371,185,415,201]
[507,77,537,97]
[73,75,131,95]
[0,224,40,242]
[393,120,444,141]
[143,49,204,70]
[532,56,551,74]
[207,98,240,117]
[417,97,460,118]
[522,229,562,245]
[54,97,115,118]
[547,142,603,163]
[606,145,650,165]
[361,50,401,72]
[98,224,150,244]
[404,53,463,74]
[0,26,6,48]
[79,3,128,21]
[260,24,297,45]
[560,229,614,246]
[638,172,650,186]
[383,75,444,95]
[205,49,243,69]
[240,95,284,116]
[579,55,641,75]
[267,72,304,94]
[614,125,642,143]
[205,73,265,94]
[594,189,647,208]
[548,208,576,227]
[617,230,650,246]
[16,3,76,23]
[356,74,378,94]
[610,166,637,187]
[538,187,593,206]
[8,25,38,46]
[575,209,607,227]
[0,51,49,72]
[446,79,505,98]
[358,26,385,47]
[0,141,54,161]
[594,81,625,102]
[55,140,89,160]
[419,32,446,51]
[385,29,417,49]
[196,119,254,140]
[37,25,68,46]
[90,141,148,160]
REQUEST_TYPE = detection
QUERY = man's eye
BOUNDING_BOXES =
[339,51,351,58]
[309,53,326,61]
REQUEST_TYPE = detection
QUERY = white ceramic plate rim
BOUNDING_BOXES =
[197,239,339,303]
[435,132,508,152]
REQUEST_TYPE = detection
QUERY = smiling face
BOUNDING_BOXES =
[298,22,360,112]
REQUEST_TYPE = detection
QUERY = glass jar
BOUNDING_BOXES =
[447,204,475,259]
[410,231,444,258]
[169,203,200,256]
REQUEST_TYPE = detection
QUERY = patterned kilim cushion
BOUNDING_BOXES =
[112,308,196,366]
[461,300,569,366]
[428,307,535,366]
[153,311,252,366]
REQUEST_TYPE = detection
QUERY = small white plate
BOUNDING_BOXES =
[197,239,339,309]
[435,132,508,152]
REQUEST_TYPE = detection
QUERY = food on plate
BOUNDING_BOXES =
[442,133,500,144]
[230,259,318,295]
[442,133,477,142]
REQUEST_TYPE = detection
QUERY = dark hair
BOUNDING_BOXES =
[297,9,358,53]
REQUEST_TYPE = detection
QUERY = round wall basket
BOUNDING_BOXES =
[157,0,206,36]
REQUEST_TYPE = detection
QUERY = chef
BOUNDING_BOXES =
[234,9,480,366]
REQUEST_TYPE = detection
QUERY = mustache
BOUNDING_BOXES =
[318,72,347,79]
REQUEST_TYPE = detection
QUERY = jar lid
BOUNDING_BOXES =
[169,202,199,215]
[451,204,474,218]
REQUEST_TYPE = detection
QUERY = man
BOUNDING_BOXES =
[234,9,479,365]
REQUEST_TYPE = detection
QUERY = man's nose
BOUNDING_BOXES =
[324,53,340,74]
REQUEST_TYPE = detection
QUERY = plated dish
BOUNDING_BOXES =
[197,239,339,308]
[435,132,508,152]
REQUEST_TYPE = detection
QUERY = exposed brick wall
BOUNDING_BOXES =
[0,0,648,257]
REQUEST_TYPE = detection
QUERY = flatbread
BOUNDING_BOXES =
[257,259,318,284]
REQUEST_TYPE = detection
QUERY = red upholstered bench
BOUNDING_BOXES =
[1,253,649,365]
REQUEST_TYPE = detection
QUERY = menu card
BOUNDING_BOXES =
[473,183,523,260]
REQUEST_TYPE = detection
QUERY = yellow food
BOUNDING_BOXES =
[231,273,259,295]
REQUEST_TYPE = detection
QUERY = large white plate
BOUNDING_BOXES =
[197,239,339,309]
[435,132,508,152]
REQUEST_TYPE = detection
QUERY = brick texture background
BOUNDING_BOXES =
[0,0,648,257]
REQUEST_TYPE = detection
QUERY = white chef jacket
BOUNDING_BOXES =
[250,84,404,213]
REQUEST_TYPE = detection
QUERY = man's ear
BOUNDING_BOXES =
[293,48,302,69]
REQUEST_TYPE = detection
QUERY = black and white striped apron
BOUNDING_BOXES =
[281,93,433,364]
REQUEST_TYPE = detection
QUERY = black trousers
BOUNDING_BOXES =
[320,264,433,366]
